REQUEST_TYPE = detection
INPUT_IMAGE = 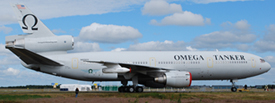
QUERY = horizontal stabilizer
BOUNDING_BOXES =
[6,47,62,66]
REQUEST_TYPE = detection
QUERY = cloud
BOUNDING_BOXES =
[192,20,256,49]
[0,67,93,86]
[0,0,147,25]
[254,41,275,52]
[127,40,189,51]
[205,18,211,25]
[194,31,255,44]
[69,41,101,53]
[150,11,210,26]
[0,44,11,56]
[264,56,275,68]
[0,15,17,25]
[263,24,275,41]
[234,20,250,30]
[0,44,20,65]
[0,56,20,65]
[190,0,249,4]
[220,20,251,31]
[236,44,250,51]
[186,46,197,51]
[142,0,182,16]
[51,29,66,34]
[111,48,126,52]
[79,23,142,43]
[254,24,275,52]
[111,41,198,51]
[264,56,275,63]
[0,26,13,34]
[0,68,20,75]
[142,0,210,26]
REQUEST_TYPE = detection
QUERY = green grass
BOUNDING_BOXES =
[0,91,275,102]
[137,93,166,99]
[0,94,51,101]
[93,92,275,101]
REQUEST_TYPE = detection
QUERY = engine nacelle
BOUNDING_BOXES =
[13,35,74,52]
[102,67,130,73]
[155,71,192,87]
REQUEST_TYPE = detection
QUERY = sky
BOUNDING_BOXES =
[0,0,275,87]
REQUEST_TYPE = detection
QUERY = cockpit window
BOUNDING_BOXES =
[260,58,265,63]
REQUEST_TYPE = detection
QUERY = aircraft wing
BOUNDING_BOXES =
[6,47,62,66]
[85,61,169,73]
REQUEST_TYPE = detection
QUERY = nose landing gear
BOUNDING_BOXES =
[230,79,237,92]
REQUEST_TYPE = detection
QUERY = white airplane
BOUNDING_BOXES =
[5,4,271,92]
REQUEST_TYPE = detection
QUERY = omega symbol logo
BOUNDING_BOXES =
[22,14,38,30]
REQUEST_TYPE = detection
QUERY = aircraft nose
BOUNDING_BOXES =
[264,62,271,72]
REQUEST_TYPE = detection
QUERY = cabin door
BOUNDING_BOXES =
[149,57,156,67]
[251,57,256,68]
[72,58,78,69]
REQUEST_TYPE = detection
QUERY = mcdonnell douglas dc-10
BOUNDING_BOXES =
[5,4,271,92]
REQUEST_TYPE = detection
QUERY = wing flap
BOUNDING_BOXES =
[86,61,168,73]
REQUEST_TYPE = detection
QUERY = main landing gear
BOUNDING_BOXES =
[118,86,143,93]
[230,79,237,92]
[118,81,144,93]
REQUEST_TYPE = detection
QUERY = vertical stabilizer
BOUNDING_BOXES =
[11,4,55,37]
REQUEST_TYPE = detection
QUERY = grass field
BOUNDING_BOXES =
[0,89,275,103]
[0,95,50,101]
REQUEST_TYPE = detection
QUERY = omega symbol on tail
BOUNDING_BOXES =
[22,14,38,30]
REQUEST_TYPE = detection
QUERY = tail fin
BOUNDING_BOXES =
[12,4,55,37]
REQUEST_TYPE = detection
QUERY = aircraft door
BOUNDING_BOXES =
[149,57,156,67]
[207,57,213,68]
[251,57,256,68]
[72,58,78,69]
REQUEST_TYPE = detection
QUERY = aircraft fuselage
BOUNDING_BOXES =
[34,51,271,81]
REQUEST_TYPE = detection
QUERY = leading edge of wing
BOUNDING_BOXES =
[85,61,168,73]
[6,47,62,66]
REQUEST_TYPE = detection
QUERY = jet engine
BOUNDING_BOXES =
[154,71,192,87]
[12,35,74,52]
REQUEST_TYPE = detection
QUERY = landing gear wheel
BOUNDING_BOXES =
[231,87,237,92]
[123,86,128,92]
[118,87,124,92]
[128,86,135,93]
[136,86,143,93]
